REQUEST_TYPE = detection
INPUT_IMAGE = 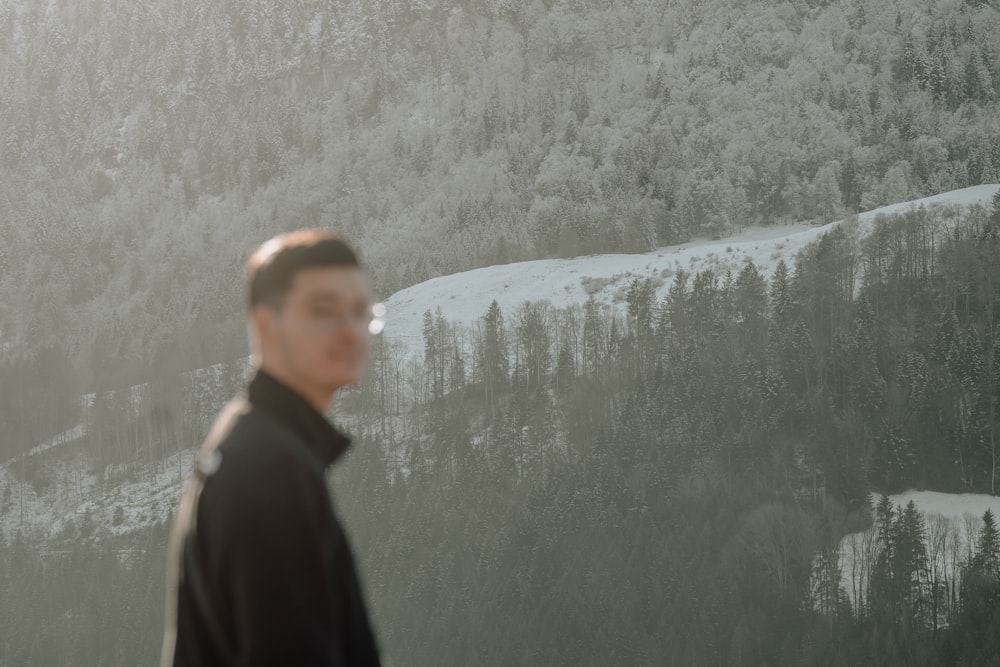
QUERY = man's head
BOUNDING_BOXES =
[246,230,373,411]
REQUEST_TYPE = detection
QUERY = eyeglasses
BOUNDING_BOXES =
[286,301,386,335]
[369,303,386,335]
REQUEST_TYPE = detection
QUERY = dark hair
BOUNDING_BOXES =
[246,230,359,309]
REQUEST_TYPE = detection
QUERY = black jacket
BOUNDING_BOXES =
[161,369,382,667]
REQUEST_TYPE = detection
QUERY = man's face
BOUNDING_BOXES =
[255,266,373,395]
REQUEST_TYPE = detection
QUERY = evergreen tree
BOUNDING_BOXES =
[658,268,689,345]
[582,296,605,376]
[734,260,768,362]
[768,260,794,328]
[971,509,1000,581]
[896,501,931,626]
[476,300,509,422]
[515,302,551,393]
[949,510,1000,664]
[625,277,656,373]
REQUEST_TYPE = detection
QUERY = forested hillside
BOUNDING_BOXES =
[3,0,1000,401]
[4,195,1000,665]
[5,0,1000,664]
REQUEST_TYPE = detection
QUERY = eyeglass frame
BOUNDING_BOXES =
[269,298,386,335]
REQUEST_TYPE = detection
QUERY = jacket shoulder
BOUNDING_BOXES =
[197,398,327,493]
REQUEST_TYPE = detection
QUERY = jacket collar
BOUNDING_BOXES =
[246,368,351,467]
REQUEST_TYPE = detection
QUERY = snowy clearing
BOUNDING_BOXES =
[383,185,999,362]
[838,490,1000,610]
[0,447,195,542]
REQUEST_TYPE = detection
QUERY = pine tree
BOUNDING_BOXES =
[583,296,604,376]
[690,269,718,346]
[769,260,793,328]
[870,495,898,616]
[972,509,1000,580]
[734,260,768,362]
[476,300,509,422]
[626,277,656,373]
[870,499,931,628]
[658,268,689,344]
[895,500,930,625]
[953,509,1000,661]
[422,309,441,400]
[515,302,550,392]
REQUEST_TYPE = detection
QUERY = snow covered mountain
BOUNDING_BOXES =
[2,185,998,543]
[383,184,1000,362]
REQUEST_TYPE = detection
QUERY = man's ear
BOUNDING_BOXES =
[248,305,275,358]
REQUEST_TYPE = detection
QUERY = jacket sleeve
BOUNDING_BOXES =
[211,456,347,667]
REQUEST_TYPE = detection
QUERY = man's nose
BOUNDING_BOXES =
[336,321,366,343]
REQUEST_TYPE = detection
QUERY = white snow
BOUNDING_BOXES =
[383,185,999,362]
[879,489,1000,520]
[22,424,87,459]
[0,361,254,541]
[837,489,1000,611]
[0,447,195,541]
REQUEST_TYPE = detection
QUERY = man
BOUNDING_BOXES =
[161,230,383,666]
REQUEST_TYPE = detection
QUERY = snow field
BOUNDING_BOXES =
[837,490,1000,611]
[383,185,1000,362]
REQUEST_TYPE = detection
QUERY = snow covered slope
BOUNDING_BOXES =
[0,448,196,541]
[838,490,1000,610]
[1,186,997,542]
[0,363,246,541]
[384,185,999,361]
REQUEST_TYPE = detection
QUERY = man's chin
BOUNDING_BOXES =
[318,370,361,392]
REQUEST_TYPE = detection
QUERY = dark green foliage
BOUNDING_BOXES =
[939,510,1000,664]
[0,523,170,667]
[335,202,1000,664]
[869,499,931,627]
